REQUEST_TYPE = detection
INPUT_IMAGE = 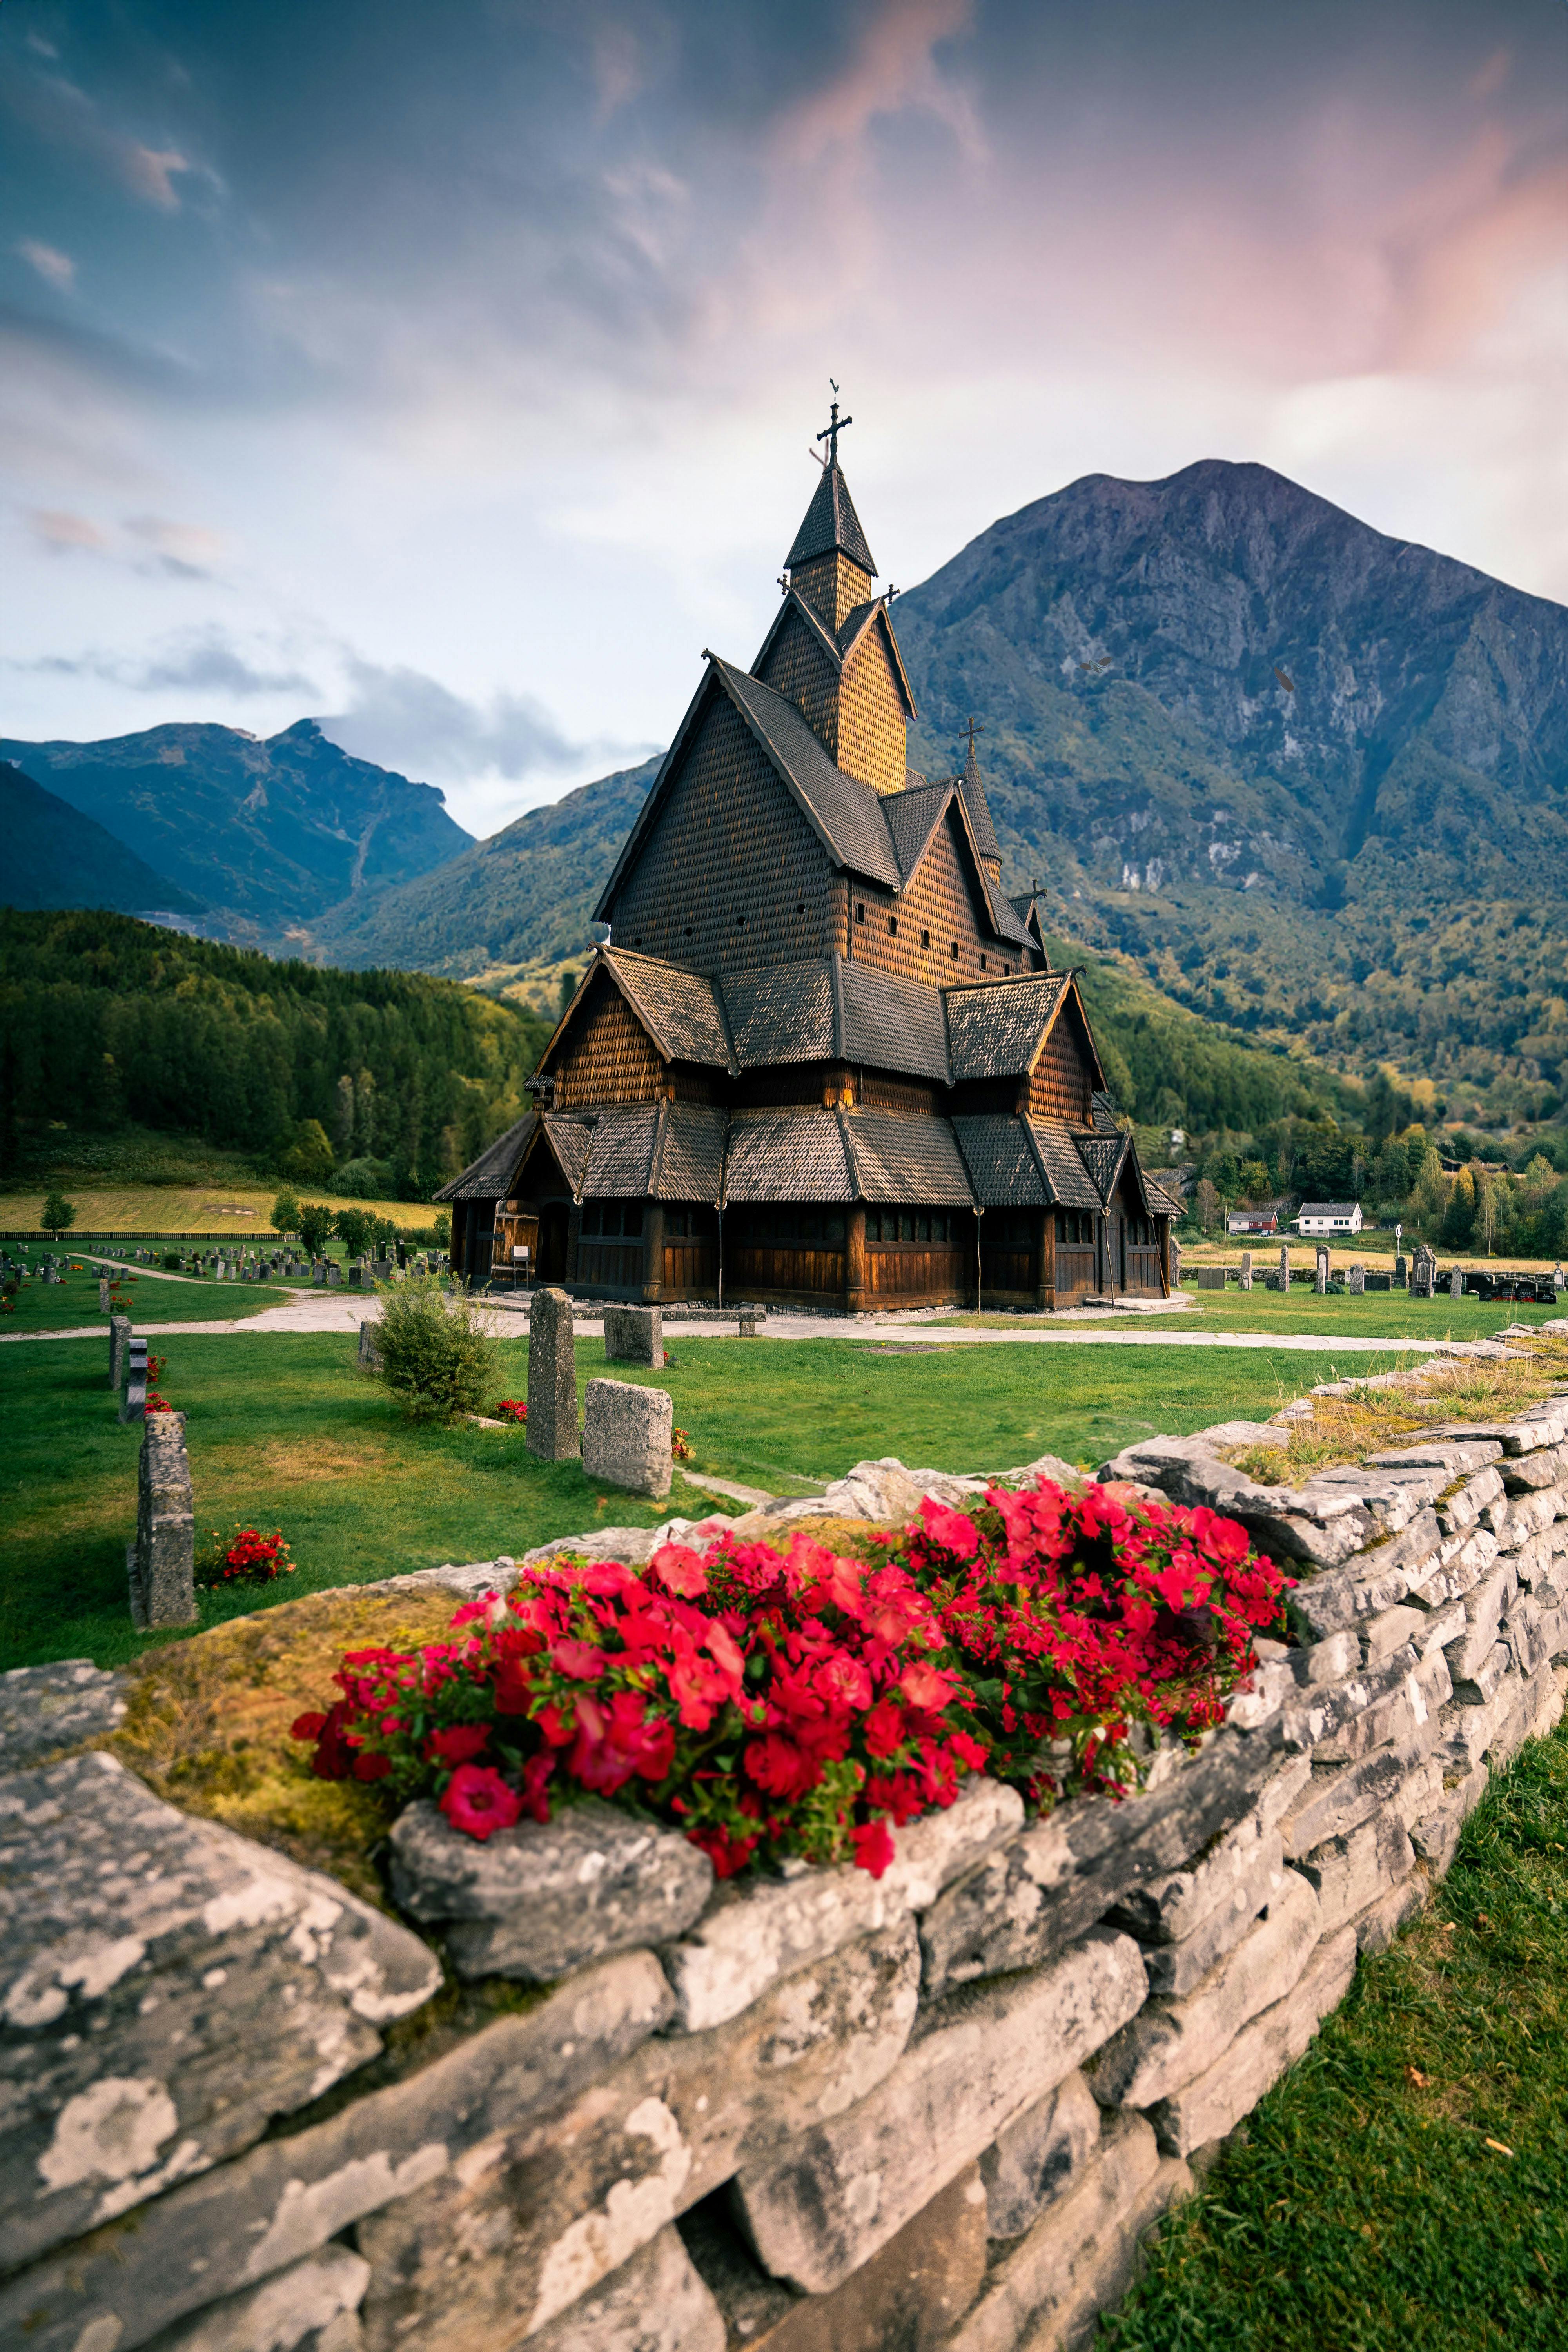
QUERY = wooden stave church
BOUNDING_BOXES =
[438,432,1179,1312]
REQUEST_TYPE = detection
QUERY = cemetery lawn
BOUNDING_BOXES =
[1,1264,297,1334]
[939,1293,1566,1343]
[0,1184,438,1236]
[1105,1715,1568,2352]
[1,1329,1422,1672]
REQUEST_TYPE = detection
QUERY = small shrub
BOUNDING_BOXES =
[373,1272,497,1424]
[334,1205,381,1259]
[272,1186,301,1237]
[333,1157,397,1201]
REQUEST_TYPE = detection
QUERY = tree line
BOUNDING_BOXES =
[0,910,553,1201]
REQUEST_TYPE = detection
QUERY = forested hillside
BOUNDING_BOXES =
[1,763,203,920]
[0,911,550,1201]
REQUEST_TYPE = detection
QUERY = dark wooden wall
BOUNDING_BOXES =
[554,971,664,1108]
[1030,1006,1094,1123]
[847,810,1023,989]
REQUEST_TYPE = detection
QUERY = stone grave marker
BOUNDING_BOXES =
[127,1410,196,1630]
[604,1304,662,1367]
[313,1259,327,1285]
[119,1336,148,1424]
[1450,1266,1463,1299]
[358,1319,381,1370]
[739,1310,758,1337]
[1395,1251,1407,1286]
[348,1261,365,1290]
[1196,1268,1226,1290]
[582,1378,673,1499]
[327,1262,343,1288]
[98,1276,110,1312]
[526,1287,579,1461]
[108,1314,132,1392]
[1347,1263,1365,1295]
[1555,1263,1564,1293]
[1169,1238,1182,1289]
[1314,1245,1330,1294]
[1239,1250,1253,1291]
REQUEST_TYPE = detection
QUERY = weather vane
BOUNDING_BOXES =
[815,380,852,466]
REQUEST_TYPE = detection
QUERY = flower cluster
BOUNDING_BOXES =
[673,1426,693,1462]
[888,1484,1288,1800]
[293,1525,986,1879]
[292,1477,1287,1881]
[143,1352,174,1414]
[495,1399,528,1424]
[197,1522,296,1589]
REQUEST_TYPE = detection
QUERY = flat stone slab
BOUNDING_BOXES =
[0,1751,441,2274]
[0,1660,128,1773]
[583,1377,674,1499]
[388,1796,713,1982]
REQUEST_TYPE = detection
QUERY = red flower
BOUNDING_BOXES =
[650,1543,709,1598]
[353,1751,393,1782]
[852,1818,897,1877]
[440,1764,523,1840]
[917,1496,983,1559]
[425,1723,490,1764]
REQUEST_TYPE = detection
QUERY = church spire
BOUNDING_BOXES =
[785,381,877,583]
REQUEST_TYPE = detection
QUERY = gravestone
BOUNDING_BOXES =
[1366,1271,1391,1292]
[1168,1238,1182,1290]
[1196,1268,1227,1291]
[313,1259,327,1286]
[604,1304,662,1366]
[1278,1246,1290,1294]
[348,1261,365,1290]
[582,1377,672,1499]
[739,1310,758,1338]
[108,1314,132,1392]
[98,1277,110,1312]
[1239,1250,1253,1291]
[1346,1263,1365,1295]
[526,1287,579,1461]
[126,1409,196,1630]
[1314,1245,1330,1295]
[1412,1243,1437,1299]
[327,1262,343,1288]
[1450,1267,1463,1299]
[1395,1252,1407,1287]
[358,1319,381,1370]
[1555,1263,1564,1294]
[119,1335,148,1424]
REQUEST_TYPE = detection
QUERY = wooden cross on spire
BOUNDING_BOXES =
[815,380,853,466]
[961,716,985,764]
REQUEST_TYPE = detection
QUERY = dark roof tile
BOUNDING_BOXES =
[541,1114,594,1196]
[723,1111,853,1203]
[581,1104,661,1197]
[838,959,951,1081]
[606,949,732,1069]
[786,461,876,575]
[1028,1119,1105,1210]
[953,1116,1049,1207]
[843,1109,974,1205]
[652,1103,728,1203]
[711,661,901,888]
[434,1111,538,1201]
[945,972,1070,1079]
[724,960,836,1066]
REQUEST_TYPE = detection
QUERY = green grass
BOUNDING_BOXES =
[0,1263,294,1333]
[938,1294,1565,1342]
[1103,1717,1568,2352]
[0,1330,1420,1671]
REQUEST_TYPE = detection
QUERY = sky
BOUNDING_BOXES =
[3,0,1565,838]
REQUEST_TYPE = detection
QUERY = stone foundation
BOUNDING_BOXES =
[2,1336,1565,2352]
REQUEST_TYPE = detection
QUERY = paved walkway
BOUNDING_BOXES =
[1,1286,1519,1357]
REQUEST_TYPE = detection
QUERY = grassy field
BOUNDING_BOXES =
[0,1328,1423,1671]
[940,1295,1566,1343]
[1105,1717,1568,2352]
[0,1184,440,1236]
[2,1262,298,1334]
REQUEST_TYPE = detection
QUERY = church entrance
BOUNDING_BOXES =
[537,1201,570,1282]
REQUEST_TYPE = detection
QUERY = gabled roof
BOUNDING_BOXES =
[786,460,876,575]
[1090,1091,1123,1135]
[580,1103,661,1196]
[721,955,951,1082]
[1028,1120,1106,1211]
[837,599,917,716]
[711,660,902,887]
[434,1111,538,1202]
[650,1102,727,1203]
[882,779,954,881]
[535,948,733,1080]
[540,1114,593,1196]
[952,1116,1050,1208]
[944,971,1073,1081]
[1075,1131,1127,1204]
[723,1110,854,1204]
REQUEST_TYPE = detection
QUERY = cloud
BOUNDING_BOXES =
[4,63,207,216]
[12,627,318,696]
[27,507,107,553]
[123,144,194,211]
[319,656,652,788]
[125,512,227,577]
[15,239,76,290]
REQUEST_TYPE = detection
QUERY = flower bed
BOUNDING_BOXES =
[196,1521,295,1590]
[294,1477,1287,1879]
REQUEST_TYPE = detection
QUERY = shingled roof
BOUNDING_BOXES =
[951,1116,1050,1207]
[604,949,733,1070]
[1028,1120,1106,1211]
[842,1108,975,1205]
[650,1102,727,1203]
[721,955,951,1082]
[723,1110,854,1203]
[434,1111,537,1202]
[711,660,902,888]
[944,972,1071,1080]
[785,460,877,575]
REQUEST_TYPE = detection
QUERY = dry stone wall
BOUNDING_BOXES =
[2,1333,1566,2352]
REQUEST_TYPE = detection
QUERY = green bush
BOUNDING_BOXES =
[372,1274,496,1424]
[280,1118,335,1185]
[333,1205,381,1260]
[296,1201,336,1259]
[332,1156,396,1200]
[271,1186,300,1238]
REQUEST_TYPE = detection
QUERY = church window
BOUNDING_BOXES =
[950,942,959,959]
[887,916,897,936]
[634,937,642,947]
[733,1206,846,1247]
[921,929,930,949]
[1058,1209,1096,1246]
[980,955,987,971]
[1004,964,1011,975]
[856,902,866,924]
[580,1200,645,1240]
[868,1208,953,1245]
[735,913,745,926]
[684,924,693,936]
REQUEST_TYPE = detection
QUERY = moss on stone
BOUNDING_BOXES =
[110,1583,465,1908]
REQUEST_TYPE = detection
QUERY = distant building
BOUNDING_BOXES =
[1227,1209,1279,1235]
[1295,1202,1363,1236]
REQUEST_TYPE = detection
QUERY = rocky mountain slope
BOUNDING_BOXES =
[896,461,1568,1097]
[1,762,204,920]
[314,756,661,976]
[1,720,471,940]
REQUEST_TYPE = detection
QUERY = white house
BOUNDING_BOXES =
[1295,1202,1363,1236]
